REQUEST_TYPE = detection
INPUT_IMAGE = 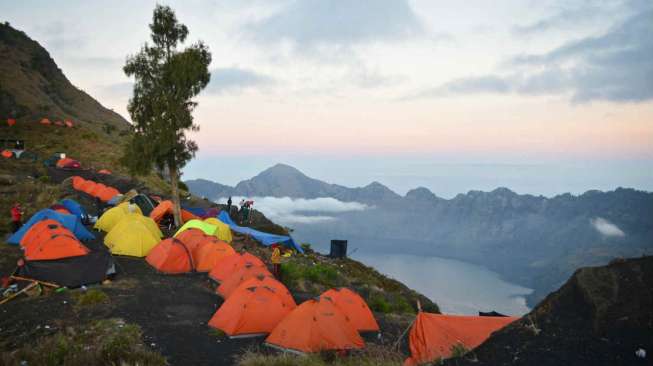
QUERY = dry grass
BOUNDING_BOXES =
[237,344,405,366]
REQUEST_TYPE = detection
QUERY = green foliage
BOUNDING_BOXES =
[0,319,165,366]
[368,291,414,314]
[102,122,116,135]
[37,175,49,184]
[450,343,470,358]
[281,261,344,289]
[178,180,189,191]
[300,242,312,252]
[74,288,109,307]
[121,4,212,177]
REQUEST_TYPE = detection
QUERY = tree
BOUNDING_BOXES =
[122,5,211,226]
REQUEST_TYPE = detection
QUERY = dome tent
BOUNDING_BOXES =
[203,217,233,243]
[209,285,296,338]
[94,202,142,232]
[321,288,379,333]
[104,218,161,257]
[193,238,236,272]
[146,238,195,274]
[208,252,265,283]
[265,296,365,354]
[175,219,232,243]
[60,199,87,221]
[230,274,295,308]
[216,264,272,299]
[8,209,94,245]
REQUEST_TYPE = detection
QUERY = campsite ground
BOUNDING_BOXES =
[0,168,421,365]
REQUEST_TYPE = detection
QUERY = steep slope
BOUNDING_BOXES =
[444,256,653,366]
[0,23,128,131]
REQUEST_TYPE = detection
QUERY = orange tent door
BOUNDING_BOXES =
[322,288,379,333]
[208,252,265,283]
[209,285,296,337]
[265,296,365,353]
[404,313,518,365]
[24,234,89,261]
[146,238,194,274]
[194,239,236,272]
[216,264,272,298]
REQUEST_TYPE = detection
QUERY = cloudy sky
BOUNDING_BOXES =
[2,0,652,197]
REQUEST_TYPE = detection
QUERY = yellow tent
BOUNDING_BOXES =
[175,219,232,243]
[94,202,142,232]
[104,219,161,257]
[204,217,233,243]
[119,213,163,238]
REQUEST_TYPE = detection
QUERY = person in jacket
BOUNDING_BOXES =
[10,203,23,233]
[271,244,282,280]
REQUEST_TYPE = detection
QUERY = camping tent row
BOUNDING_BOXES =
[95,202,163,257]
[7,210,114,287]
[71,176,121,203]
[146,228,235,273]
[39,118,74,127]
[403,312,518,365]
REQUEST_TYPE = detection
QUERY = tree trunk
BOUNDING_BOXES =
[169,163,182,227]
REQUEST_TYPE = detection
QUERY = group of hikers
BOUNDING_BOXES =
[225,196,254,225]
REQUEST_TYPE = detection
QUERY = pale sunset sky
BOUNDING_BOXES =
[2,0,652,197]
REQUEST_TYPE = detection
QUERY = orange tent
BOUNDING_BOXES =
[233,275,295,308]
[209,285,296,338]
[194,238,236,272]
[56,158,81,169]
[265,296,365,353]
[7,118,16,127]
[88,183,107,197]
[20,220,69,249]
[146,238,195,274]
[208,252,265,283]
[97,187,121,202]
[79,180,97,194]
[321,288,379,333]
[216,264,272,298]
[22,222,89,261]
[64,120,74,128]
[175,229,209,252]
[149,200,174,223]
[98,169,111,174]
[149,200,198,223]
[404,313,517,365]
[40,118,51,125]
[71,176,86,190]
[1,150,12,158]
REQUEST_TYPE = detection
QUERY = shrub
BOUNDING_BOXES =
[178,181,189,191]
[305,264,340,287]
[75,288,109,307]
[368,293,392,313]
[37,175,50,184]
[300,243,312,252]
[450,343,470,358]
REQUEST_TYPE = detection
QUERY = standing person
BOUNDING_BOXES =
[226,196,232,216]
[10,203,23,233]
[271,244,282,280]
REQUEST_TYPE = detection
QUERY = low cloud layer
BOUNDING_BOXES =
[218,196,368,225]
[591,217,626,237]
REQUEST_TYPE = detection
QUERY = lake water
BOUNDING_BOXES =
[352,252,533,316]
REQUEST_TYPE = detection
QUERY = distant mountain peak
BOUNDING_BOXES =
[405,187,438,201]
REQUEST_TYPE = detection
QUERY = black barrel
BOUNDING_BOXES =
[330,240,348,258]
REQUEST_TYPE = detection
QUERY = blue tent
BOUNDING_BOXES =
[60,199,87,220]
[218,211,303,253]
[8,209,95,245]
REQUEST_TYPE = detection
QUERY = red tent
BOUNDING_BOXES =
[56,158,81,169]
[40,118,52,125]
[7,118,16,127]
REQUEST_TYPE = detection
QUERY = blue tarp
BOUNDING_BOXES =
[8,209,95,245]
[218,211,303,253]
[60,199,87,220]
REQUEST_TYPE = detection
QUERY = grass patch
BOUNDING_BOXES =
[237,345,404,366]
[74,288,109,307]
[208,328,226,338]
[450,343,470,358]
[1,318,166,366]
[281,261,344,290]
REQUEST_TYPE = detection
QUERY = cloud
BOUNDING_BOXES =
[590,217,626,237]
[218,196,368,225]
[411,6,653,103]
[243,0,424,48]
[205,67,274,94]
[100,82,134,96]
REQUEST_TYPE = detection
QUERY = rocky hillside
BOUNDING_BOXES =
[0,22,128,131]
[444,256,653,366]
[187,165,653,306]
